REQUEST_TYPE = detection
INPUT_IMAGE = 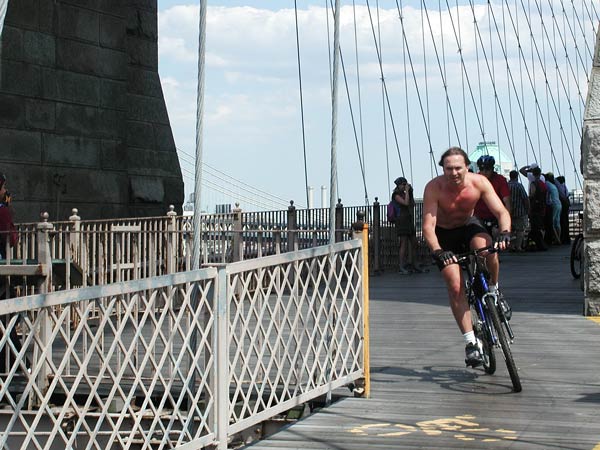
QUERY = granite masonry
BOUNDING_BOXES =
[582,25,600,315]
[0,0,183,221]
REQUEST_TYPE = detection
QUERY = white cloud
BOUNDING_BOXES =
[158,1,593,208]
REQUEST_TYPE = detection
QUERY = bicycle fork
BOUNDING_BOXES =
[483,293,515,342]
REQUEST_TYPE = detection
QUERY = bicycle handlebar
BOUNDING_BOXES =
[454,245,499,265]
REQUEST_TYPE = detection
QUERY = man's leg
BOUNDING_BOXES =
[441,264,471,333]
[471,233,498,285]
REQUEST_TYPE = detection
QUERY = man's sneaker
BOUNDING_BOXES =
[465,342,483,367]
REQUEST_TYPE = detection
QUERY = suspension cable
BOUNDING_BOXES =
[293,1,310,208]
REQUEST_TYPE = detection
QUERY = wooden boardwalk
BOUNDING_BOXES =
[248,245,600,450]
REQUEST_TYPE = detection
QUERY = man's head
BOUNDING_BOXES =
[439,147,470,186]
[438,147,470,167]
[556,175,565,184]
[509,170,518,180]
[531,166,542,178]
[477,155,496,178]
[545,172,555,183]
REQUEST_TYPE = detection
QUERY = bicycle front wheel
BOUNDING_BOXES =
[570,234,583,279]
[471,304,496,374]
[488,298,522,392]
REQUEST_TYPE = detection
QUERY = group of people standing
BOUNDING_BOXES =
[516,164,570,251]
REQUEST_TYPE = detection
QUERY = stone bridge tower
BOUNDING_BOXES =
[582,25,600,316]
[0,0,183,222]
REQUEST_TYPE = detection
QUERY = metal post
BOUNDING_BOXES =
[351,212,370,398]
[232,203,243,262]
[35,212,54,400]
[287,201,297,252]
[335,198,344,243]
[372,198,381,274]
[215,267,229,450]
[166,205,177,273]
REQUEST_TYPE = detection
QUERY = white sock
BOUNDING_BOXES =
[463,331,477,345]
[490,283,499,293]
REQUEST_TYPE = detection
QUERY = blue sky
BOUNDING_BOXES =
[157,1,594,212]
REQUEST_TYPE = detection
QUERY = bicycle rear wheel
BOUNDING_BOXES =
[570,234,583,279]
[471,304,496,374]
[488,297,522,392]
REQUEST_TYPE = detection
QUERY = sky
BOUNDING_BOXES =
[157,1,596,212]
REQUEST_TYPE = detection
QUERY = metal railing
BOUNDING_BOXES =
[0,238,367,449]
[1,194,584,297]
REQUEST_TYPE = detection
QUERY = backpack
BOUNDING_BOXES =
[387,200,401,223]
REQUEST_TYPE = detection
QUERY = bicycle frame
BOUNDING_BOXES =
[455,246,522,392]
[463,255,499,347]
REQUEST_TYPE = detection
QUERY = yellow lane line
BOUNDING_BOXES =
[592,443,600,450]
[586,317,600,324]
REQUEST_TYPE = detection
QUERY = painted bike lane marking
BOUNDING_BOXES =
[349,415,517,443]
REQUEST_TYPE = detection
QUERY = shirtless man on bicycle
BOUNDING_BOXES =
[422,147,511,367]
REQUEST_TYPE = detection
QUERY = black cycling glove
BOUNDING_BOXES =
[433,249,455,265]
[495,231,511,247]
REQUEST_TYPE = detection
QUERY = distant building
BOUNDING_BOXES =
[468,141,514,178]
[215,204,232,214]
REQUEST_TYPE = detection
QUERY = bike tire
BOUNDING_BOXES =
[570,234,583,279]
[488,297,522,392]
[471,305,496,374]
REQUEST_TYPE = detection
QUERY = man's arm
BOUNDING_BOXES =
[422,181,442,251]
[394,191,409,206]
[519,165,530,178]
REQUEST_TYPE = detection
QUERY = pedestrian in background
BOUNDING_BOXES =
[555,175,571,244]
[544,173,562,245]
[0,172,21,375]
[507,170,529,252]
[0,173,17,260]
[391,177,425,274]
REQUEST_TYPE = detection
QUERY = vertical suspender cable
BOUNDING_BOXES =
[401,4,414,179]
[376,0,391,189]
[325,0,333,93]
[456,1,470,155]
[0,0,8,88]
[293,1,310,208]
[328,0,340,245]
[352,0,367,204]
[421,1,432,155]
[189,0,207,441]
[193,0,207,271]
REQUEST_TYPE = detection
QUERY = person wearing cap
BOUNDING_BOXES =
[423,147,511,368]
[544,172,562,245]
[391,177,425,274]
[519,162,545,185]
[0,172,21,374]
[555,175,571,244]
[507,170,529,251]
[0,173,17,260]
[527,166,548,251]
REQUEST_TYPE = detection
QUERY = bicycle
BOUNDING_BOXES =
[456,246,522,392]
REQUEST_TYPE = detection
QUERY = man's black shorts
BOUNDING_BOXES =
[434,218,488,270]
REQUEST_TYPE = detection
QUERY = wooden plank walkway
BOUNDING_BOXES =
[248,245,600,450]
